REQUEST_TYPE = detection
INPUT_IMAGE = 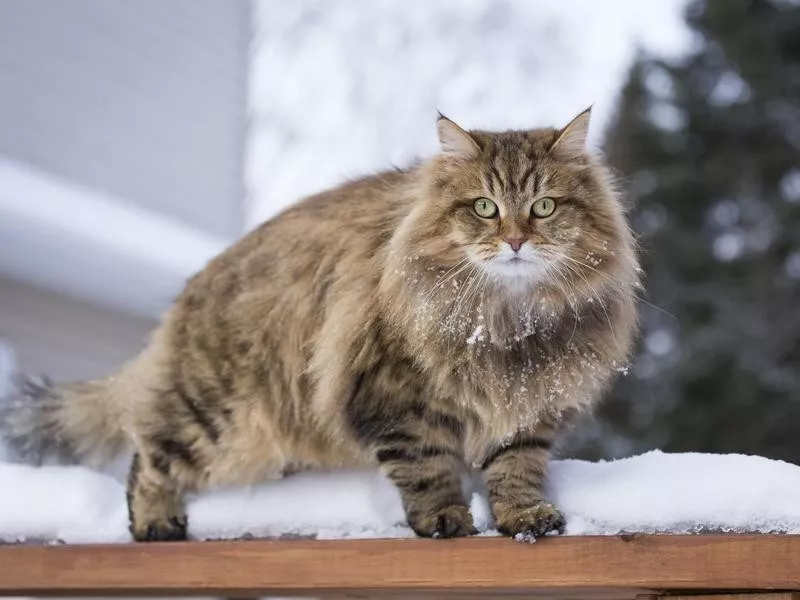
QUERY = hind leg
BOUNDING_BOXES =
[126,451,189,541]
[126,378,228,541]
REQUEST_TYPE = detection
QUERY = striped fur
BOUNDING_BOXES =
[0,110,640,541]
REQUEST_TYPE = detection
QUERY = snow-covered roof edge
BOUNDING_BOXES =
[0,157,230,319]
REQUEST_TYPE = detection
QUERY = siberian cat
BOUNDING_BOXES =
[1,109,640,541]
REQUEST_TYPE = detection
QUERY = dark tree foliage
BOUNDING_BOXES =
[569,0,800,463]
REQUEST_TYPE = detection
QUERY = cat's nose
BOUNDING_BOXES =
[505,238,525,252]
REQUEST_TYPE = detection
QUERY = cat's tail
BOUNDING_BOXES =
[0,374,130,469]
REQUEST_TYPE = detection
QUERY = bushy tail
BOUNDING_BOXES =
[0,375,129,469]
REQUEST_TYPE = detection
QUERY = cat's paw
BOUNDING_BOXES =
[130,515,188,542]
[409,503,477,539]
[495,501,566,541]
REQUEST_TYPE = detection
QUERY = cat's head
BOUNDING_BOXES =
[402,109,637,299]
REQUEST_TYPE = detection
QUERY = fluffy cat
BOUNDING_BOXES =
[0,108,640,541]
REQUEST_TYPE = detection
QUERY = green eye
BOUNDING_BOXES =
[473,198,498,218]
[531,197,557,218]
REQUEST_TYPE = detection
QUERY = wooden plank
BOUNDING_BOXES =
[664,594,800,600]
[0,535,798,597]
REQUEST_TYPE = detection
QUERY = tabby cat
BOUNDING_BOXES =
[0,108,640,541]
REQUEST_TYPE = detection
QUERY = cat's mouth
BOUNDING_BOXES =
[482,252,550,281]
[464,244,553,283]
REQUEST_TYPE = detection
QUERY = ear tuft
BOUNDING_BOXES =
[550,106,592,159]
[437,114,480,159]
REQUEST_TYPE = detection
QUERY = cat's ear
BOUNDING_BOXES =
[550,106,592,159]
[437,114,480,159]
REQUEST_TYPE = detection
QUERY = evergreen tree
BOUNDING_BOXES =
[573,0,800,463]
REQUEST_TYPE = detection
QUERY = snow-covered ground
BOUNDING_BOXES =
[1,450,798,544]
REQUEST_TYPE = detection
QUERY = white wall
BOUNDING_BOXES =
[0,0,250,239]
[0,1,249,319]
[0,277,155,382]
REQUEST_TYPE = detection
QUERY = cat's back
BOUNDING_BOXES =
[172,168,416,327]
[275,168,414,230]
[231,167,413,278]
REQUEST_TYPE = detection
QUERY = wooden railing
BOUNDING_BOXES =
[0,535,798,598]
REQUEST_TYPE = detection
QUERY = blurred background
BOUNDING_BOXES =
[0,0,797,463]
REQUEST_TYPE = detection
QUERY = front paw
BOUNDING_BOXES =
[495,501,566,541]
[130,514,188,542]
[408,503,477,539]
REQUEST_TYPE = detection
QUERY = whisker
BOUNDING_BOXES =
[443,265,475,321]
[556,259,618,344]
[465,269,488,320]
[545,264,580,346]
[422,258,473,303]
[541,249,676,321]
[452,265,483,319]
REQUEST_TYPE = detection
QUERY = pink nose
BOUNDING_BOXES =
[505,238,525,252]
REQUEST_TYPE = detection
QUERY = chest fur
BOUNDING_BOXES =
[426,332,613,458]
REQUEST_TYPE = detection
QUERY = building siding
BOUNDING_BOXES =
[0,0,250,239]
[0,277,155,382]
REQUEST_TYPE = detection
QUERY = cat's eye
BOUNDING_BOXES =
[473,198,498,218]
[531,197,557,218]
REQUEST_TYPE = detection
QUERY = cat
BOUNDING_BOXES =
[0,108,640,542]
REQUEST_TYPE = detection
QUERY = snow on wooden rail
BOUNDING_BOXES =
[0,535,798,598]
[2,451,800,543]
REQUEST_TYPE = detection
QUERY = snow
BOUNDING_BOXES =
[551,452,800,535]
[466,324,485,345]
[1,450,798,544]
[247,0,692,227]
